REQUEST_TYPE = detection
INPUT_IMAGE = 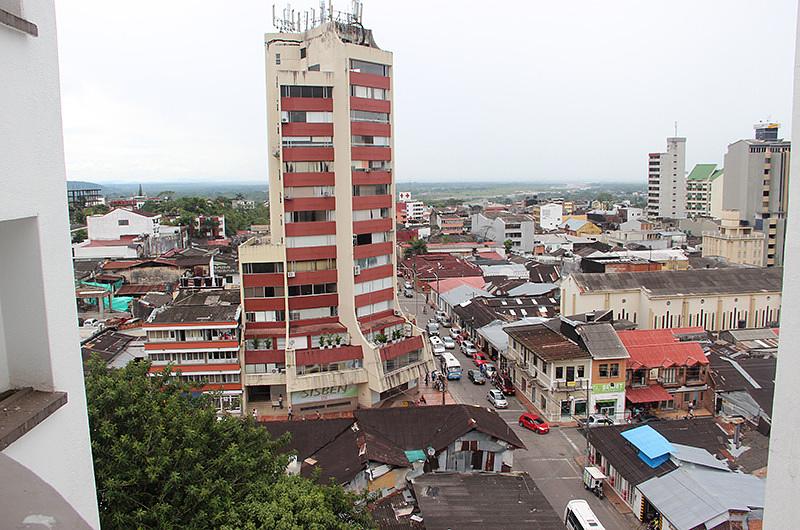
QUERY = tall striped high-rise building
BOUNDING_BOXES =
[238,10,433,417]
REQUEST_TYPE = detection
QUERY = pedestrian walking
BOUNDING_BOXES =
[315,411,322,420]
[424,372,429,386]
[287,406,293,421]
[278,394,284,409]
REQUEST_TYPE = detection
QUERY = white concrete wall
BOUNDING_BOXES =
[540,203,563,230]
[86,208,158,240]
[763,4,800,526]
[0,1,100,526]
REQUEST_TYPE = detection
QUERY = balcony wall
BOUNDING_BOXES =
[291,368,369,392]
[284,172,335,187]
[353,218,393,235]
[244,372,286,387]
[282,147,334,162]
[349,71,390,90]
[245,350,286,364]
[351,146,391,161]
[286,269,337,286]
[355,263,394,283]
[287,293,338,311]
[243,273,284,288]
[280,97,333,111]
[352,195,392,210]
[244,297,285,312]
[351,122,391,137]
[295,345,363,365]
[283,196,335,212]
[286,245,336,261]
[352,171,392,185]
[281,122,334,136]
[379,335,423,362]
[144,340,239,351]
[353,241,393,259]
[354,287,394,308]
[285,221,336,236]
[350,96,391,113]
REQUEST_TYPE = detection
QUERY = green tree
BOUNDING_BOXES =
[404,237,428,259]
[503,239,514,253]
[84,358,372,530]
[71,228,87,243]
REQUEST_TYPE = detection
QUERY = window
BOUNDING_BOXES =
[243,262,283,274]
[351,135,390,146]
[287,258,337,272]
[350,59,389,76]
[147,329,174,341]
[599,364,609,377]
[350,110,389,123]
[282,161,332,173]
[180,352,205,363]
[686,365,702,382]
[287,283,337,296]
[282,136,333,147]
[280,85,333,98]
[555,366,564,380]
[351,85,388,100]
[382,350,421,373]
[118,219,129,226]
[661,368,677,384]
[352,160,391,172]
[300,48,307,59]
[281,111,333,123]
[577,365,585,378]
[610,363,619,377]
[275,53,281,65]
[243,286,284,298]
[287,210,333,223]
[208,351,239,362]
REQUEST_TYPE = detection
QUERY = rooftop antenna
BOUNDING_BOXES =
[674,121,678,137]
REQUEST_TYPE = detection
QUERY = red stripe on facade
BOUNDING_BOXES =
[244,321,286,330]
[283,196,335,212]
[350,122,391,137]
[280,97,333,111]
[284,172,335,187]
[288,293,338,310]
[355,264,394,283]
[352,195,392,210]
[282,122,334,136]
[285,221,336,236]
[354,287,394,307]
[351,146,391,161]
[286,269,337,286]
[352,171,392,185]
[349,71,391,90]
[243,273,284,288]
[245,350,286,364]
[379,335,423,362]
[144,340,239,351]
[350,96,391,113]
[286,245,336,261]
[244,298,285,312]
[149,363,242,373]
[295,345,363,365]
[353,241,393,259]
[353,218,393,235]
[282,147,334,162]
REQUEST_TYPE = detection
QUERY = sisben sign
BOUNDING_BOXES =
[291,385,358,405]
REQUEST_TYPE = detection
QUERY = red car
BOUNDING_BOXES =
[518,413,550,434]
[473,353,489,366]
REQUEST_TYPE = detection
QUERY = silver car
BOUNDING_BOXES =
[442,336,456,349]
[487,389,508,409]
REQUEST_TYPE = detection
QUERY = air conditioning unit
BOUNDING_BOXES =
[281,117,289,123]
[287,271,296,278]
[353,266,361,276]
[394,309,402,317]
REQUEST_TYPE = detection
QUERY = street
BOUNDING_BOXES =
[399,289,639,529]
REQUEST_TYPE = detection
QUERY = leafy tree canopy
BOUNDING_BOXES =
[84,358,372,530]
[141,196,269,236]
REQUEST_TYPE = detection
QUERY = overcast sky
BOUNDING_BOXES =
[57,0,798,184]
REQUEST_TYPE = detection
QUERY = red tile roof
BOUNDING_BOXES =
[116,284,167,296]
[626,385,673,404]
[618,328,708,369]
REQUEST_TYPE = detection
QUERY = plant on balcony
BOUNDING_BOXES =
[392,329,403,342]
[375,333,388,345]
[333,334,343,347]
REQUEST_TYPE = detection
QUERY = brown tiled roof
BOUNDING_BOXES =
[505,323,590,361]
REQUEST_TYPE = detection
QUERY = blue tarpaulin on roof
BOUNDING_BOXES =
[78,281,132,312]
[621,425,673,468]
[404,450,426,463]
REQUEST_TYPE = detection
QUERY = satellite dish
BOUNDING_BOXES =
[426,446,435,457]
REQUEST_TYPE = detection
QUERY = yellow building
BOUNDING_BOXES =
[702,210,766,267]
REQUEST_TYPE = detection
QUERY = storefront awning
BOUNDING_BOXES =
[626,385,672,404]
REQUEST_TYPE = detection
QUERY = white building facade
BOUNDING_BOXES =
[1,1,100,526]
[647,137,687,219]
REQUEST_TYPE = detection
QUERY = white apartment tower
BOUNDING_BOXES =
[647,137,687,219]
[238,6,433,417]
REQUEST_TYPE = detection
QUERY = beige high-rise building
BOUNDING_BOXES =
[722,123,790,267]
[237,9,433,417]
[702,210,766,267]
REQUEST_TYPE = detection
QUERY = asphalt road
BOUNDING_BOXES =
[399,289,639,529]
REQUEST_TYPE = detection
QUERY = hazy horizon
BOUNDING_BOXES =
[58,1,797,184]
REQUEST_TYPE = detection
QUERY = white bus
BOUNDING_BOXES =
[440,352,462,380]
[564,500,605,530]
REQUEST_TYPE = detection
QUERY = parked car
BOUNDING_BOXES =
[518,412,550,434]
[637,413,661,424]
[426,322,440,336]
[403,288,414,298]
[581,414,615,427]
[472,352,488,366]
[480,363,497,379]
[82,318,100,327]
[467,369,486,385]
[494,375,515,395]
[487,389,508,409]
[450,327,462,340]
[442,336,456,349]
[432,343,446,357]
[461,340,478,357]
[404,280,413,290]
